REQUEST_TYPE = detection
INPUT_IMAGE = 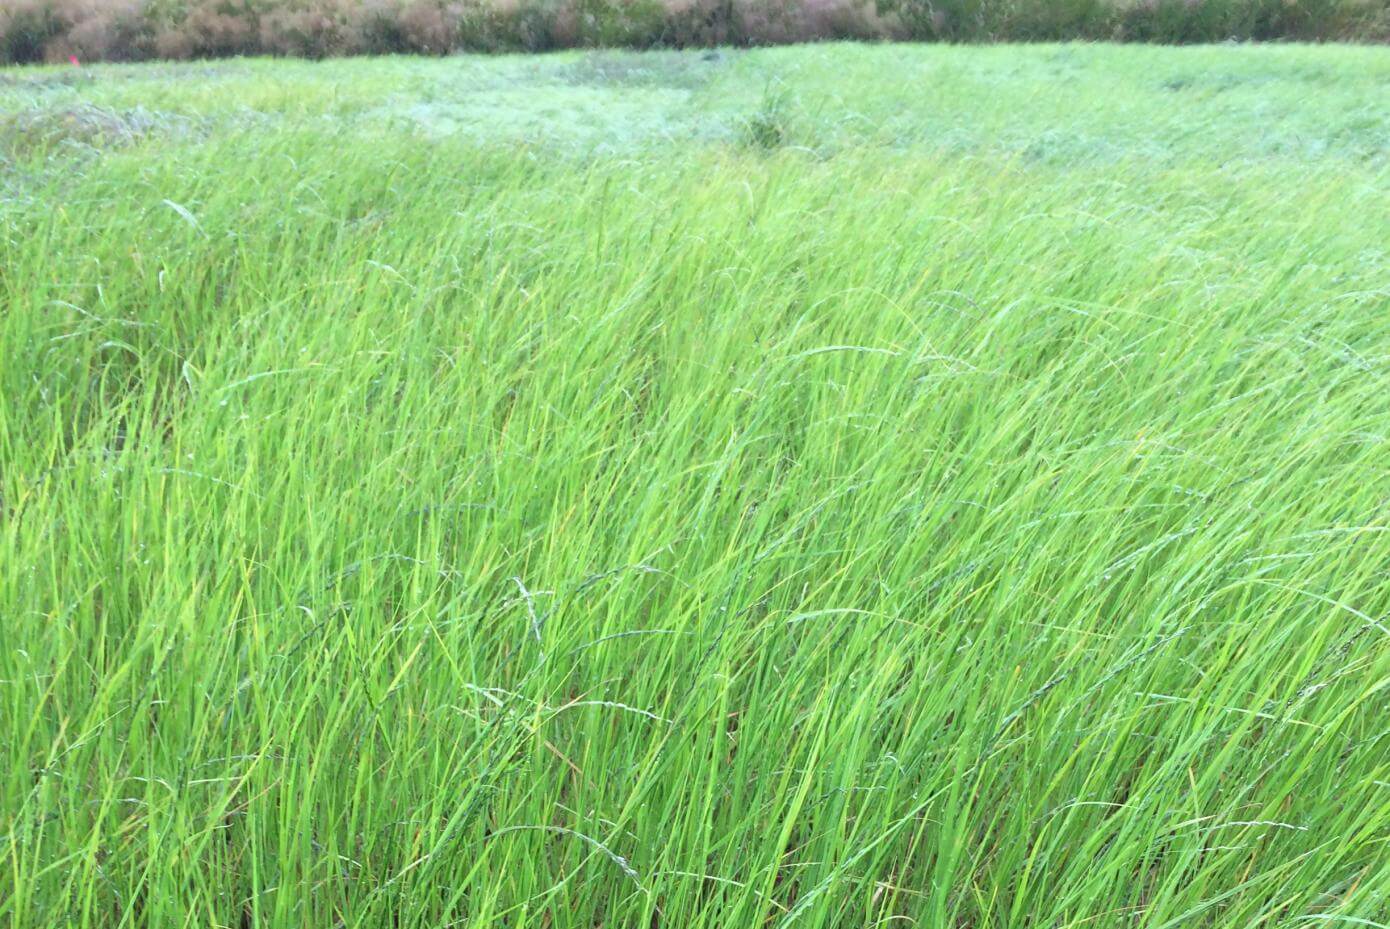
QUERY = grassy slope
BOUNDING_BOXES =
[2,44,1389,929]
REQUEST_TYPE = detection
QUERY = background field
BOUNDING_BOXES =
[3,43,1390,929]
[3,0,1390,65]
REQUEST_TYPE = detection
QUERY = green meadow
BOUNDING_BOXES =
[2,44,1389,928]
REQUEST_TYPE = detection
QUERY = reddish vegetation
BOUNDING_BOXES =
[2,0,1386,64]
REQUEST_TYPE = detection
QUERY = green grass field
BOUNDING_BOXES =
[3,43,1390,929]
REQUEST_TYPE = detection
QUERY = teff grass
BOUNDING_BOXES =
[2,44,1389,929]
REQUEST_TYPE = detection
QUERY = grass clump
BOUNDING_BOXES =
[738,82,796,148]
[2,43,1390,929]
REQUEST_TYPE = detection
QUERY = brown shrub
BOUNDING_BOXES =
[258,1,359,57]
[59,1,154,62]
[1,0,72,63]
[398,0,460,52]
[183,1,260,56]
[734,0,893,43]
[347,0,410,52]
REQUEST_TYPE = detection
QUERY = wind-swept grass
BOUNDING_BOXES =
[1,44,1389,929]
